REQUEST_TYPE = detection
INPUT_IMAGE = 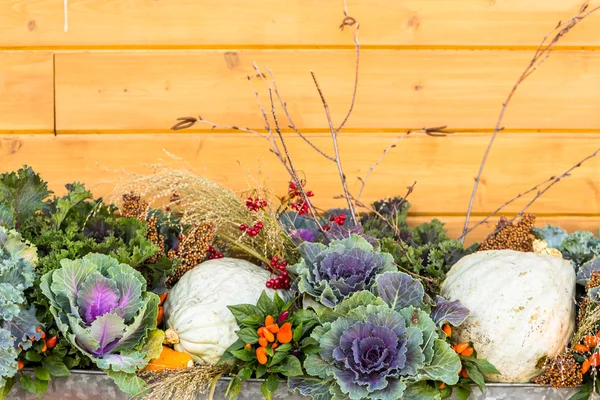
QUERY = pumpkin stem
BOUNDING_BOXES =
[163,328,180,345]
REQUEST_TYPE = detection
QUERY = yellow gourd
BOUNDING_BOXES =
[143,345,194,371]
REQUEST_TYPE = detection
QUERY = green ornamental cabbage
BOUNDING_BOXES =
[288,235,396,308]
[40,253,163,395]
[290,290,462,400]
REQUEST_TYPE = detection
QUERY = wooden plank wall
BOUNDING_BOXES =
[2,0,600,244]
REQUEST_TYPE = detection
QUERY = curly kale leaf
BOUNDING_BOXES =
[409,219,448,247]
[532,225,568,249]
[559,231,600,267]
[0,166,52,231]
[49,183,93,230]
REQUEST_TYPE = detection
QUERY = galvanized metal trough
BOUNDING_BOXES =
[5,370,592,399]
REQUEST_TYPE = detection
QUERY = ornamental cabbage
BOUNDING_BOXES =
[289,235,396,308]
[290,287,462,400]
[0,227,43,393]
[40,253,163,395]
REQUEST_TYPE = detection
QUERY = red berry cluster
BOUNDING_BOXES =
[266,256,291,290]
[246,196,267,211]
[288,182,314,216]
[239,221,264,237]
[329,213,347,226]
[207,246,224,260]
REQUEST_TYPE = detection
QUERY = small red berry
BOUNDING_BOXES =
[239,224,247,231]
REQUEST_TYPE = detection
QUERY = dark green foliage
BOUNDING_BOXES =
[0,166,176,373]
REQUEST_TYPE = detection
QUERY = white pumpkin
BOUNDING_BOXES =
[441,249,575,382]
[163,257,278,364]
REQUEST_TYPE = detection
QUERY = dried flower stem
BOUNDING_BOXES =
[481,146,600,242]
[462,4,600,243]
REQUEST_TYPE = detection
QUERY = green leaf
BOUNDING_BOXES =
[569,382,592,400]
[266,374,280,392]
[455,385,472,400]
[231,349,256,362]
[474,359,501,375]
[226,376,243,400]
[238,367,253,380]
[105,370,147,397]
[256,364,267,379]
[19,376,48,396]
[464,362,486,392]
[0,377,15,400]
[228,304,264,326]
[42,356,71,377]
[402,382,441,400]
[265,346,275,357]
[261,379,273,400]
[34,366,51,381]
[439,386,452,399]
[277,356,303,377]
[273,292,285,310]
[293,323,304,343]
[269,347,290,366]
[419,339,461,385]
[141,329,166,363]
[236,328,260,344]
[25,350,42,362]
[257,291,278,317]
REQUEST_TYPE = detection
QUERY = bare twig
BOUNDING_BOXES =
[461,5,600,243]
[310,70,358,224]
[268,90,324,229]
[482,146,600,242]
[457,175,555,241]
[356,126,452,202]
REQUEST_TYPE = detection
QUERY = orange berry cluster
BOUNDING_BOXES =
[452,341,474,378]
[574,331,600,375]
[251,315,293,365]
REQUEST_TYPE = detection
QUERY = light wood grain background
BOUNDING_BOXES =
[2,0,600,243]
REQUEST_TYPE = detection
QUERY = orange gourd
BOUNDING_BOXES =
[143,346,194,371]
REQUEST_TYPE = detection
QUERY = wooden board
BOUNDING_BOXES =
[2,0,600,48]
[0,52,54,132]
[54,50,600,132]
[2,133,600,219]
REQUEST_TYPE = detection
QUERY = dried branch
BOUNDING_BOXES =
[481,146,600,242]
[310,70,358,225]
[457,175,555,241]
[461,4,600,243]
[356,126,452,202]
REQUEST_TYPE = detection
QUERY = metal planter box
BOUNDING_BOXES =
[6,370,593,400]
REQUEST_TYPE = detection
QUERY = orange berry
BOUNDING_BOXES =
[41,339,47,353]
[266,324,280,334]
[272,343,279,350]
[439,383,446,389]
[263,329,275,343]
[442,324,451,337]
[257,327,266,337]
[461,368,469,379]
[17,361,24,370]
[159,292,169,305]
[256,347,268,365]
[460,347,474,357]
[245,343,252,349]
[454,342,469,354]
[258,337,268,347]
[590,353,600,367]
[156,306,164,325]
[585,335,599,347]
[277,322,293,344]
[265,315,275,326]
[582,360,592,374]
[574,344,591,353]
